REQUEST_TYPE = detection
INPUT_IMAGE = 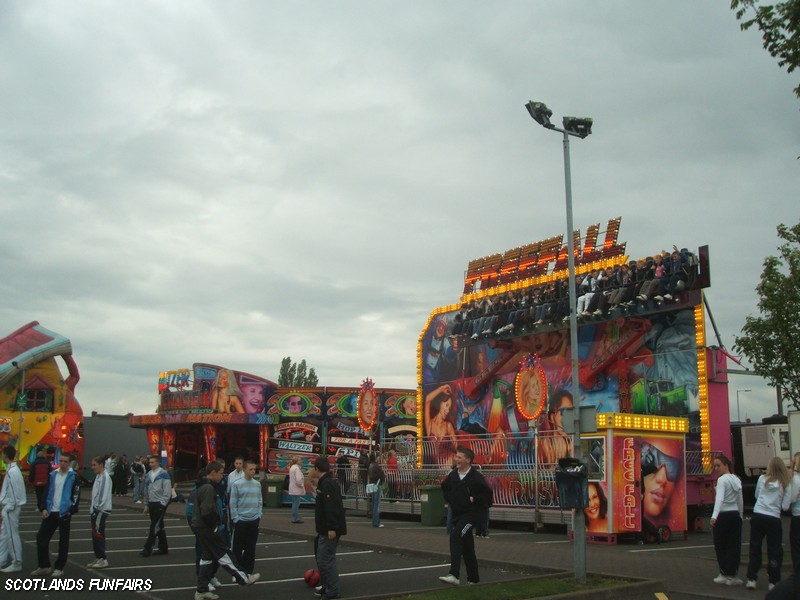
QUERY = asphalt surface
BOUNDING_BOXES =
[2,487,794,599]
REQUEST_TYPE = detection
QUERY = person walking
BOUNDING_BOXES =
[288,456,305,524]
[88,455,112,569]
[746,456,792,591]
[192,461,259,600]
[28,450,51,509]
[130,456,146,503]
[105,453,117,494]
[229,460,262,577]
[710,455,743,586]
[313,455,347,600]
[32,452,80,577]
[114,454,129,497]
[366,452,385,528]
[438,446,492,586]
[140,455,171,557]
[788,452,800,572]
[0,446,27,573]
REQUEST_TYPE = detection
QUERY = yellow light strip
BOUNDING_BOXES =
[459,256,630,303]
[695,299,711,469]
[595,412,689,433]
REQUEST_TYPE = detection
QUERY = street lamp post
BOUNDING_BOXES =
[736,389,752,422]
[525,100,592,584]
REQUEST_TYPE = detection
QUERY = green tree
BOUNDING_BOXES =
[734,222,800,408]
[732,0,800,99]
[277,356,319,387]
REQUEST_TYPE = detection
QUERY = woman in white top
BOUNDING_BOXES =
[746,456,792,591]
[788,452,800,571]
[710,455,743,586]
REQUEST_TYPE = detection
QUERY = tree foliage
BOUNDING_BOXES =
[734,222,800,408]
[732,0,800,99]
[278,356,319,387]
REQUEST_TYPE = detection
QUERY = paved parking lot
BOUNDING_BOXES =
[3,505,538,600]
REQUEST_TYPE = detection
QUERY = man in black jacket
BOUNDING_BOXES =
[191,461,259,600]
[313,455,347,600]
[438,446,492,586]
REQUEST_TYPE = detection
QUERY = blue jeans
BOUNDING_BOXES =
[316,535,340,596]
[132,475,144,502]
[291,495,302,523]
[371,488,382,527]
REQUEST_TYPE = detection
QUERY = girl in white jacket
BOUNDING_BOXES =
[710,455,743,586]
[746,456,792,591]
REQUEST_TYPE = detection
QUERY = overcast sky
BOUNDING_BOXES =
[1,1,797,422]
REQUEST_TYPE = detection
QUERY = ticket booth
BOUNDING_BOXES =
[578,413,688,544]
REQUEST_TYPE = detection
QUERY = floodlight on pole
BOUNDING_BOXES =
[525,99,592,584]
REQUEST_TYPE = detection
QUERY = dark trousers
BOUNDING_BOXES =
[195,527,249,593]
[790,516,800,571]
[316,534,340,597]
[36,513,71,570]
[91,511,110,559]
[747,512,783,584]
[449,514,479,583]
[712,511,742,576]
[34,486,47,509]
[143,502,168,552]
[231,519,260,574]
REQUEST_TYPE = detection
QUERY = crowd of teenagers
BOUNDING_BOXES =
[0,445,498,599]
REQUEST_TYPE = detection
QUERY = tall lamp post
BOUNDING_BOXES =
[736,389,751,422]
[525,100,592,584]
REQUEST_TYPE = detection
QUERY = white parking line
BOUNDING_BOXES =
[629,543,723,553]
[148,562,445,593]
[101,550,373,570]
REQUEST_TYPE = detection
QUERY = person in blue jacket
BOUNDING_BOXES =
[31,453,80,577]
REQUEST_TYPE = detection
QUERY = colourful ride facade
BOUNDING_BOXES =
[0,321,84,472]
[415,217,731,538]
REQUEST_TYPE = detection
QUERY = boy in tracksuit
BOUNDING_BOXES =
[438,446,493,586]
[32,452,80,577]
[140,455,172,557]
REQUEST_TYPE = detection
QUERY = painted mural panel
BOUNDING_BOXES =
[420,307,699,469]
[158,363,277,416]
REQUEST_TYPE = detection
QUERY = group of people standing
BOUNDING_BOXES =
[711,452,800,596]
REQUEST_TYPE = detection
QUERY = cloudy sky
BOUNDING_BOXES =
[1,1,797,421]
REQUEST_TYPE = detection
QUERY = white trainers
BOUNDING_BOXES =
[194,593,219,600]
[93,558,108,569]
[0,563,22,573]
[52,569,64,577]
[439,574,460,586]
[746,579,757,589]
[208,584,216,591]
[209,577,222,588]
[728,576,743,586]
[246,573,260,585]
[769,583,776,591]
[713,574,728,584]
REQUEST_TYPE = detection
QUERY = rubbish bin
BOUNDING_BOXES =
[262,476,285,509]
[555,457,588,509]
[420,485,445,526]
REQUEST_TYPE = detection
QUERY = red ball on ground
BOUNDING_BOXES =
[304,568,320,587]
